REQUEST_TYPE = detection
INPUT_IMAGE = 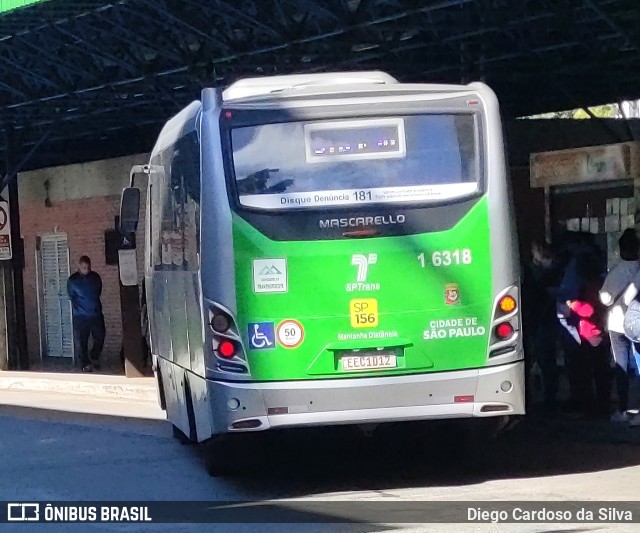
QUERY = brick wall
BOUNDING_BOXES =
[18,153,148,371]
[21,196,124,368]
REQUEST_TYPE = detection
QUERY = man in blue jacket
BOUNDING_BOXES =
[67,256,105,372]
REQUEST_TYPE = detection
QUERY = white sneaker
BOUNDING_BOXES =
[629,414,640,427]
[611,411,630,423]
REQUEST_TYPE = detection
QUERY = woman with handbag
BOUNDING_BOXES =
[567,263,611,417]
[565,257,611,418]
[557,232,604,412]
[600,229,640,423]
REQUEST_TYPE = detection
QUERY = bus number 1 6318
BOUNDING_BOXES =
[417,249,473,268]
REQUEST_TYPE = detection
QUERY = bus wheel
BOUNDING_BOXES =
[454,416,511,473]
[473,415,511,439]
[202,436,234,477]
[457,416,508,451]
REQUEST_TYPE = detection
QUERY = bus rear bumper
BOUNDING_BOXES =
[207,360,525,434]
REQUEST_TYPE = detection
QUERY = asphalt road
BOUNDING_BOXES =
[1,391,640,532]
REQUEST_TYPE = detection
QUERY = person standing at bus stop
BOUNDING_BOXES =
[67,255,105,372]
[522,241,562,412]
[557,232,604,413]
[600,229,640,422]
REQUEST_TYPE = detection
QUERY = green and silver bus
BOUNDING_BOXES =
[120,71,524,475]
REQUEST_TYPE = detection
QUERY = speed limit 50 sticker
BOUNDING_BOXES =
[276,320,304,349]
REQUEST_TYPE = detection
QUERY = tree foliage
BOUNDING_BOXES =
[528,104,621,119]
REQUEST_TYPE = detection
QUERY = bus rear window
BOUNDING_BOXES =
[231,114,479,210]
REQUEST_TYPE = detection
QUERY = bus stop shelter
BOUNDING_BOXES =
[2,0,640,371]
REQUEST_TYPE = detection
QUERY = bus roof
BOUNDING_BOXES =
[221,72,489,106]
[222,71,397,101]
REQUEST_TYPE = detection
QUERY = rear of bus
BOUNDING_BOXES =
[205,73,524,434]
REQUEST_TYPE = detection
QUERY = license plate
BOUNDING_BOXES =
[342,353,397,371]
[350,298,379,328]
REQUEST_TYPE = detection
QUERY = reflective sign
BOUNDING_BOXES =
[0,200,12,260]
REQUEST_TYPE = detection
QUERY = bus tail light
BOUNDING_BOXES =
[207,304,237,335]
[489,287,520,357]
[206,302,248,370]
[218,339,237,359]
[211,313,231,333]
[498,295,517,314]
[495,322,514,340]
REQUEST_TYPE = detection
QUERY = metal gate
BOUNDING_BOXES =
[37,233,74,359]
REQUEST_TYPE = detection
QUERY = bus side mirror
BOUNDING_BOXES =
[119,187,140,234]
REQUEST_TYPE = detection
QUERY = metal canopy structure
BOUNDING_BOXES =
[1,0,640,172]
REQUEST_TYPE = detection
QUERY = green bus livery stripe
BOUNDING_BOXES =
[233,197,493,382]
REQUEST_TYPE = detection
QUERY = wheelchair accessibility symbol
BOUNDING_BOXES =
[248,322,275,350]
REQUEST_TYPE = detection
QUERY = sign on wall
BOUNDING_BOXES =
[0,200,12,260]
[118,249,138,286]
[530,143,638,188]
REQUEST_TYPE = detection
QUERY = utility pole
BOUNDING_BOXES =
[3,128,28,369]
[9,172,28,369]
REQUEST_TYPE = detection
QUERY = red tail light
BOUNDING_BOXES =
[495,322,514,340]
[218,340,236,358]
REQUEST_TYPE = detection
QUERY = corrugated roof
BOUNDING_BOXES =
[1,0,639,171]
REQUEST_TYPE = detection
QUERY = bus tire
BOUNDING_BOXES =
[456,416,510,473]
[202,436,234,477]
[461,416,507,450]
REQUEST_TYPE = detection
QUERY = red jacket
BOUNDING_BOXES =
[568,300,603,346]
